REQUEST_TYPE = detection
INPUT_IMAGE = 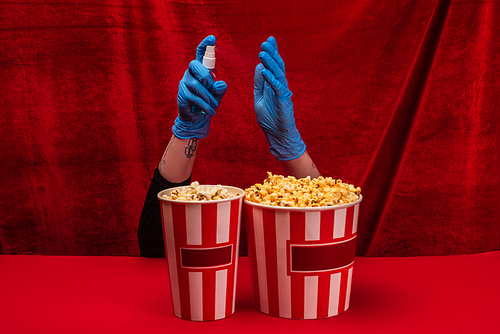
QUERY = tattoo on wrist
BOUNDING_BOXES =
[185,138,198,158]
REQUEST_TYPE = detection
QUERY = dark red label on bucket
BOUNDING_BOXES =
[181,245,233,268]
[290,237,356,272]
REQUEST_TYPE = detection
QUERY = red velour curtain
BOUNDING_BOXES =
[1,0,499,256]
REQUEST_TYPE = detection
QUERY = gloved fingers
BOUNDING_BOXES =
[261,68,291,99]
[185,63,219,110]
[254,63,266,99]
[179,80,216,116]
[184,79,218,113]
[212,81,227,105]
[259,51,287,89]
[266,36,279,52]
[261,39,285,79]
[188,60,215,90]
[177,83,191,110]
[189,93,216,116]
[196,35,216,62]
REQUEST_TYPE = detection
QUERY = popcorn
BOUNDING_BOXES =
[161,181,238,201]
[245,172,361,207]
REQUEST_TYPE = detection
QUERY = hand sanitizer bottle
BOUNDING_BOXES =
[192,46,218,114]
[202,45,218,81]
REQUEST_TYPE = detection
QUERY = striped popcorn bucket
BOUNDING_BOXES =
[244,196,362,319]
[158,186,245,321]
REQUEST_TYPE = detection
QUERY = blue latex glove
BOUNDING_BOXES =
[254,36,306,161]
[172,35,227,139]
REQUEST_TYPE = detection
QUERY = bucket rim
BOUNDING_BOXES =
[157,185,245,204]
[244,195,362,211]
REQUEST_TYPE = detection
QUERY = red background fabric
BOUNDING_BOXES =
[1,0,499,256]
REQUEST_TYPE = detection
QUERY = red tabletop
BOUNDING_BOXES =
[1,252,499,333]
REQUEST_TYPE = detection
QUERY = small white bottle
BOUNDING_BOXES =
[192,45,218,114]
[202,45,218,81]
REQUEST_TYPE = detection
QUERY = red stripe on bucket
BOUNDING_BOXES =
[289,211,306,319]
[245,205,262,311]
[345,206,355,239]
[338,267,349,313]
[203,270,216,320]
[320,210,334,242]
[263,209,280,315]
[202,203,218,246]
[317,273,331,318]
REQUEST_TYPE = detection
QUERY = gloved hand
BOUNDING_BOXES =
[254,36,306,161]
[173,35,227,139]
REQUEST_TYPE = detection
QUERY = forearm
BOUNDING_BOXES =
[158,135,199,183]
[281,151,321,179]
[137,167,191,258]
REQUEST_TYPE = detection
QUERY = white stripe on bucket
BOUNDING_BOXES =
[186,204,202,245]
[353,204,359,234]
[275,210,291,318]
[189,271,203,321]
[215,269,228,319]
[253,207,269,313]
[217,202,231,244]
[162,203,181,317]
[328,272,341,316]
[304,276,319,319]
[305,211,321,241]
[345,267,353,311]
[334,209,346,239]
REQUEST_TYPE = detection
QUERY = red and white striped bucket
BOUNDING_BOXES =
[158,186,245,321]
[244,196,362,319]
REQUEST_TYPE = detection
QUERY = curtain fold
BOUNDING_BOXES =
[357,0,452,255]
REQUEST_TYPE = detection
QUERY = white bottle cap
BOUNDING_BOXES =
[202,45,216,69]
